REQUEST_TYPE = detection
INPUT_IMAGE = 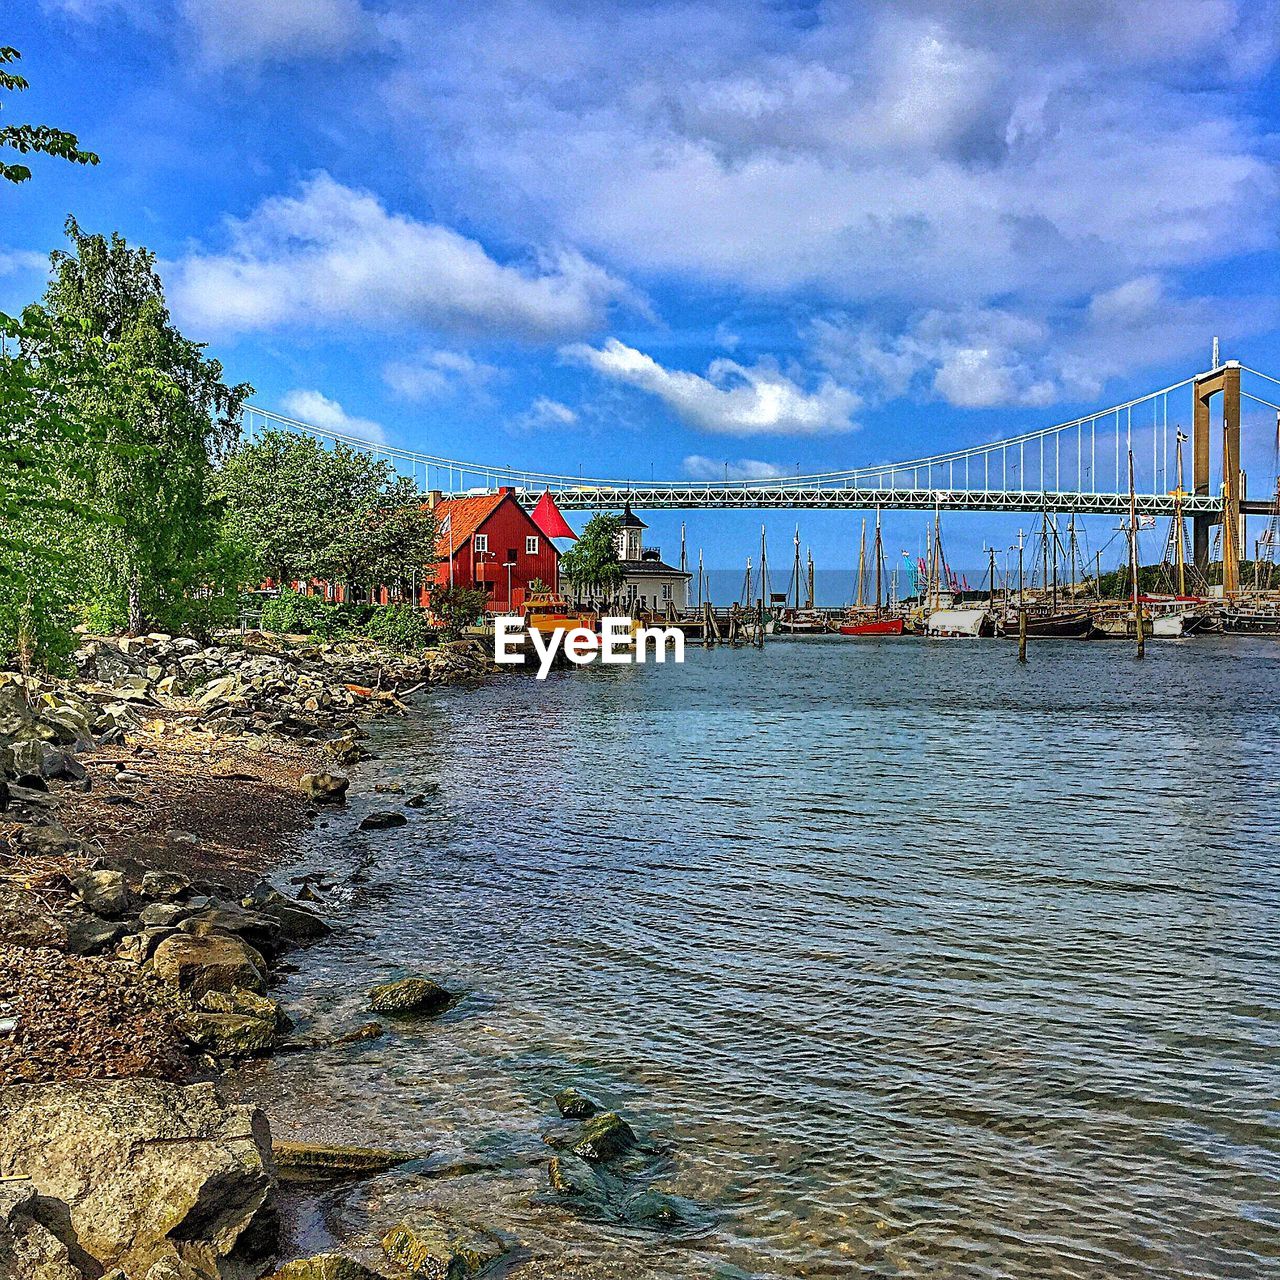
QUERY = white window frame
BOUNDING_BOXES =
[525,535,539,555]
[661,583,673,600]
[473,533,489,553]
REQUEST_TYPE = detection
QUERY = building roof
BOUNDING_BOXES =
[620,558,691,579]
[619,500,647,529]
[433,492,506,554]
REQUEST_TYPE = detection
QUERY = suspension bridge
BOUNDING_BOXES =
[241,356,1280,593]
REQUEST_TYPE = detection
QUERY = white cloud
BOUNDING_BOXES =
[564,338,858,436]
[166,173,634,342]
[513,396,579,431]
[378,2,1278,321]
[180,0,371,65]
[382,349,499,400]
[0,250,48,278]
[814,277,1279,410]
[278,389,386,444]
[683,455,786,481]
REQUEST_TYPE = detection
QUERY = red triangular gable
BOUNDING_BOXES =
[531,489,577,540]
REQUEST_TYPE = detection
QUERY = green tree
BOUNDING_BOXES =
[218,430,335,586]
[27,218,251,633]
[430,584,488,640]
[364,476,440,599]
[1,47,99,184]
[559,512,624,604]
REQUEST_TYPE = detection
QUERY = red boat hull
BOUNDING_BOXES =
[838,618,905,636]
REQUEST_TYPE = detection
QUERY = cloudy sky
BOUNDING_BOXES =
[7,0,1280,572]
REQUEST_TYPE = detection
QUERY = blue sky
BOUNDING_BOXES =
[6,0,1280,574]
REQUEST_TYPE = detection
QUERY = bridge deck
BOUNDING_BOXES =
[443,485,1233,515]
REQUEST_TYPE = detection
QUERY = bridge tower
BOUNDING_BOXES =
[1192,357,1242,593]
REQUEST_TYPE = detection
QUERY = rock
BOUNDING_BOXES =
[140,869,192,901]
[380,1214,507,1280]
[180,907,282,958]
[0,883,66,950]
[199,986,282,1024]
[0,1080,277,1280]
[17,825,83,857]
[66,916,129,956]
[300,771,349,805]
[116,926,180,965]
[149,932,267,997]
[10,738,58,779]
[368,977,451,1015]
[256,901,330,944]
[547,1152,617,1208]
[140,901,190,928]
[71,869,130,918]
[569,1112,637,1163]
[404,793,430,808]
[372,781,404,794]
[176,1011,278,1058]
[358,811,407,831]
[0,1179,83,1280]
[49,751,88,783]
[622,1187,702,1229]
[554,1087,600,1119]
[273,1142,417,1183]
[0,776,8,811]
[270,1255,382,1280]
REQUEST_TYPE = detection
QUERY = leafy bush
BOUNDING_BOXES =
[363,603,433,651]
[431,585,489,641]
[260,588,352,639]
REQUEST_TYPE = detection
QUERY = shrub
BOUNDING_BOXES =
[363,603,433,651]
[260,588,351,639]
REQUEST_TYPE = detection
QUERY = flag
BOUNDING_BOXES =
[1138,514,1156,529]
[531,489,577,540]
[438,511,451,534]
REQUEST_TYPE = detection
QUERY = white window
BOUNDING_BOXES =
[661,583,672,600]
[473,534,488,553]
[526,535,539,555]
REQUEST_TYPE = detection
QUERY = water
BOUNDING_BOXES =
[235,638,1280,1279]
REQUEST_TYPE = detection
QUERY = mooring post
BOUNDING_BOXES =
[1018,606,1027,663]
[756,597,765,647]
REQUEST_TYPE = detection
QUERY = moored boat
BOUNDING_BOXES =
[926,608,993,638]
[996,609,1092,639]
[838,615,906,636]
[521,590,598,636]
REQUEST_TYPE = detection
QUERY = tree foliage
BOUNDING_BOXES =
[1,47,98,185]
[430,585,488,640]
[23,219,251,633]
[218,428,439,595]
[559,513,624,602]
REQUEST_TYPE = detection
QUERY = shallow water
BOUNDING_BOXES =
[235,637,1280,1279]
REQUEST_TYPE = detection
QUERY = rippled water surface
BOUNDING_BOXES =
[238,638,1280,1278]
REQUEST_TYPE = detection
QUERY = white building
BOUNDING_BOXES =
[615,503,692,616]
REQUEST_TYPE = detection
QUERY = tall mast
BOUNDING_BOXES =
[759,525,769,605]
[855,518,867,609]
[1173,430,1187,597]
[792,525,801,610]
[680,522,687,574]
[806,548,815,610]
[1130,450,1145,651]
[697,547,704,607]
[873,510,884,612]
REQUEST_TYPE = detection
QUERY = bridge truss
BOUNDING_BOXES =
[239,363,1280,518]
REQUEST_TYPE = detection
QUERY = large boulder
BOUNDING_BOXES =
[270,1255,381,1280]
[0,1179,83,1280]
[149,933,268,997]
[300,772,349,805]
[567,1111,637,1163]
[368,977,451,1016]
[380,1214,507,1280]
[0,1080,278,1280]
[71,869,131,919]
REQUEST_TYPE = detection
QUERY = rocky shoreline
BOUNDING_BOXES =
[0,630,517,1279]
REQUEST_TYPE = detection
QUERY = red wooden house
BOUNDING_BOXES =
[424,487,562,612]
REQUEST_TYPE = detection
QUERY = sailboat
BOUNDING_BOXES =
[924,508,993,637]
[777,526,829,633]
[839,511,905,635]
[995,512,1091,637]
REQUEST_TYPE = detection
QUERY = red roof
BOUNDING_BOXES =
[434,492,506,554]
[531,489,577,540]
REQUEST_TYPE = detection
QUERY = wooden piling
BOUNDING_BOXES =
[1018,606,1027,663]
